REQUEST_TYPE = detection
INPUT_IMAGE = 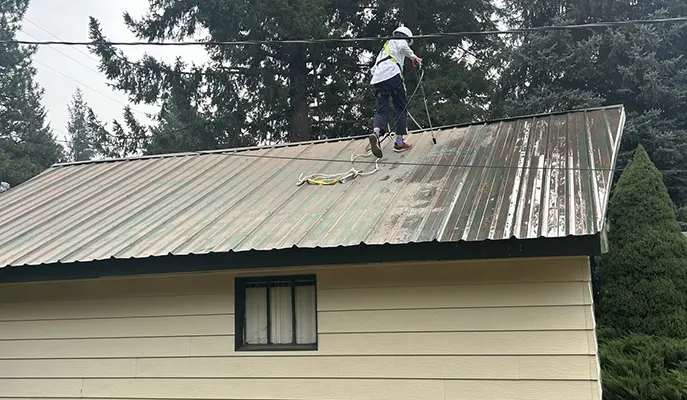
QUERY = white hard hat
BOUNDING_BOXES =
[393,26,413,37]
[393,25,414,45]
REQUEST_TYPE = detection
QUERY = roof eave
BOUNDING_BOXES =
[0,234,602,284]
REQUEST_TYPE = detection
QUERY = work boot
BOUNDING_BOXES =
[368,133,383,158]
[393,140,413,152]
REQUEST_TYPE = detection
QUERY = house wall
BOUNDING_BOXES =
[0,256,600,400]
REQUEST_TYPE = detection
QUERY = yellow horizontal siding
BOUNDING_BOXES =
[0,256,599,400]
[0,281,588,321]
[0,355,596,380]
[0,336,191,359]
[2,378,83,397]
[0,293,232,321]
[0,314,232,339]
[318,281,590,311]
[309,331,594,356]
[0,282,590,339]
[0,331,594,359]
[93,378,447,400]
[0,330,594,359]
[0,358,137,378]
[444,380,596,400]
[0,378,596,400]
[319,305,593,333]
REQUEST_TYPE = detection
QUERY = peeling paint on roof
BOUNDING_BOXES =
[0,105,625,268]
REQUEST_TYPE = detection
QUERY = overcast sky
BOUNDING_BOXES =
[16,0,209,148]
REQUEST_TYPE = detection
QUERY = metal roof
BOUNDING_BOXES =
[0,105,625,268]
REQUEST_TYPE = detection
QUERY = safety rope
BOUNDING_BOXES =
[296,152,380,186]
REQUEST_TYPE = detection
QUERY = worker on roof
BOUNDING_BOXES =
[368,25,422,158]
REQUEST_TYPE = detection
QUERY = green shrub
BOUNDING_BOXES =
[598,145,687,338]
[599,333,687,399]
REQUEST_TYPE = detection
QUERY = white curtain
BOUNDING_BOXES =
[244,281,316,345]
[269,284,293,344]
[244,286,267,344]
[295,284,317,344]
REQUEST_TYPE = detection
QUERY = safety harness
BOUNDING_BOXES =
[375,41,405,80]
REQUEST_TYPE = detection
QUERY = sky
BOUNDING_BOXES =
[16,0,209,147]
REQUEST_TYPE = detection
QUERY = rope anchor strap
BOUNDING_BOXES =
[296,152,380,186]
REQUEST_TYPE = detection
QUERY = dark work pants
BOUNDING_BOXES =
[373,73,408,135]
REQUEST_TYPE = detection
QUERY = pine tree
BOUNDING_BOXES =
[84,0,500,152]
[597,145,687,338]
[65,87,139,161]
[66,88,96,162]
[86,106,149,160]
[146,96,211,155]
[0,0,64,185]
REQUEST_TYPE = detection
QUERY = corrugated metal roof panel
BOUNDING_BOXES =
[0,105,625,268]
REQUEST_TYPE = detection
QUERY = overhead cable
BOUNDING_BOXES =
[29,58,150,116]
[23,17,102,63]
[2,17,686,47]
[19,29,102,76]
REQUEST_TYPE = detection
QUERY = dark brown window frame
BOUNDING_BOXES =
[234,274,318,351]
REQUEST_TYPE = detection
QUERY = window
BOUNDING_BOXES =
[234,274,317,351]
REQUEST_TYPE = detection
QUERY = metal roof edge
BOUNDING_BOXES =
[48,104,626,169]
[598,105,627,234]
[0,234,602,284]
[412,104,625,135]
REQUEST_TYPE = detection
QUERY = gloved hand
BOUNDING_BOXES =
[412,56,423,68]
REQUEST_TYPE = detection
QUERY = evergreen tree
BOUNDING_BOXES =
[0,0,64,185]
[146,95,212,154]
[83,106,149,160]
[64,88,134,161]
[597,145,687,338]
[66,88,97,162]
[84,0,500,153]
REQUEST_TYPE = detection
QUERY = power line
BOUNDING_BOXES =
[17,22,152,118]
[23,17,101,64]
[20,29,105,77]
[30,58,150,117]
[17,29,150,131]
[16,20,156,146]
[4,17,687,47]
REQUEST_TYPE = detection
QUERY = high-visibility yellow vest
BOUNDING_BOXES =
[375,41,404,80]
